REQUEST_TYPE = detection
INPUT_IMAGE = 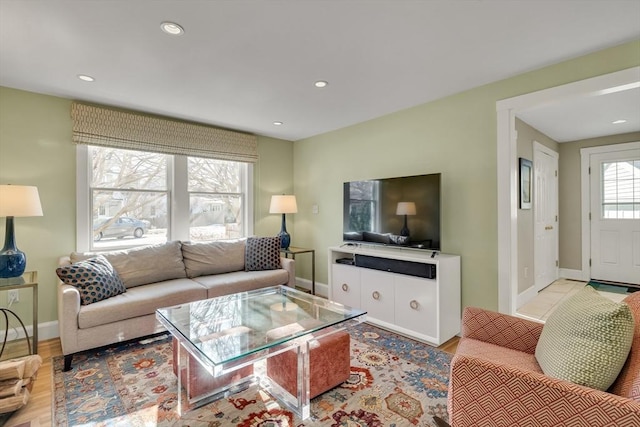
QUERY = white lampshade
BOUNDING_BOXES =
[0,185,43,217]
[269,195,298,214]
[396,202,416,216]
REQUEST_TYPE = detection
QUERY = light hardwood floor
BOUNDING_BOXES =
[3,334,458,426]
[3,338,61,427]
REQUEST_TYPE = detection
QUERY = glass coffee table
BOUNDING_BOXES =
[156,285,366,419]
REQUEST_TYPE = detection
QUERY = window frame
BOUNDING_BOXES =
[76,145,254,252]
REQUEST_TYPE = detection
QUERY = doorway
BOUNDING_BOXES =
[497,66,640,315]
[582,142,640,285]
[533,142,559,292]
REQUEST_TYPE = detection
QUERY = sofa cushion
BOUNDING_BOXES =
[609,291,640,400]
[245,236,281,271]
[77,277,207,329]
[192,269,289,299]
[56,255,126,305]
[181,239,246,277]
[71,241,186,288]
[535,285,634,391]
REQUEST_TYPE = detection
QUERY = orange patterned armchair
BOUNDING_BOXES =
[447,292,640,426]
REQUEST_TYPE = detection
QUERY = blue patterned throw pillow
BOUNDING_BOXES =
[245,236,281,271]
[56,255,126,305]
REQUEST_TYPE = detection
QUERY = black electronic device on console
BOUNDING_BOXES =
[355,254,436,279]
[336,258,355,265]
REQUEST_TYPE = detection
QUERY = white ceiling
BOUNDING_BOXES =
[1,1,639,142]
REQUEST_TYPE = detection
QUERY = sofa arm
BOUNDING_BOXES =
[280,256,296,288]
[57,256,81,356]
[448,354,640,426]
[461,307,543,354]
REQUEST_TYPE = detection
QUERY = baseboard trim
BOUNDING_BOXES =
[295,277,328,298]
[516,285,538,309]
[559,268,587,282]
[0,320,59,346]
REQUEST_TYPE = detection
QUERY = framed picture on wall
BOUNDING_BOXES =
[519,157,532,209]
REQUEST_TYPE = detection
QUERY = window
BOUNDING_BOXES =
[347,180,380,232]
[78,145,252,251]
[601,160,640,219]
[188,157,246,241]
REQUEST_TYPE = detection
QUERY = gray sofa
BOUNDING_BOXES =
[57,239,295,370]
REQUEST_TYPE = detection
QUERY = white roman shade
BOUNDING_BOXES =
[71,102,258,163]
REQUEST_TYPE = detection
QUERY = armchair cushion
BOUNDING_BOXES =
[535,286,634,391]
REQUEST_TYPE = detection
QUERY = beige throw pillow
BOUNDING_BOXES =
[535,285,634,391]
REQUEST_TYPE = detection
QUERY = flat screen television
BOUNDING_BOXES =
[343,173,441,251]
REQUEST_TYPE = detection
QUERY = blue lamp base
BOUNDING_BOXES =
[0,217,26,278]
[278,214,291,250]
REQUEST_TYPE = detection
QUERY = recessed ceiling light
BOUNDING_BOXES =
[612,119,627,124]
[314,80,328,88]
[273,121,283,126]
[160,21,184,35]
[77,74,95,82]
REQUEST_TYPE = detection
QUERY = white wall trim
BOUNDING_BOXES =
[559,268,587,282]
[1,320,59,345]
[516,285,538,309]
[580,141,640,284]
[295,277,328,299]
[497,66,640,315]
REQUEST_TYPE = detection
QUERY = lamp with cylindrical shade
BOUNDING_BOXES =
[0,185,43,278]
[269,195,297,250]
[396,202,416,237]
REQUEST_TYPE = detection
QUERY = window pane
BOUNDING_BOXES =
[188,157,241,193]
[601,160,640,219]
[190,194,243,241]
[92,190,168,249]
[90,146,167,190]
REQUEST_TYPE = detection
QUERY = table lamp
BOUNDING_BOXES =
[0,185,43,278]
[269,195,297,250]
[396,202,416,237]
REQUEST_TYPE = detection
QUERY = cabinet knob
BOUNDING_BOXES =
[372,291,380,300]
[341,283,349,292]
[409,300,419,310]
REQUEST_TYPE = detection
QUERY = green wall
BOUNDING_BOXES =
[0,87,294,329]
[291,40,640,311]
[1,39,638,332]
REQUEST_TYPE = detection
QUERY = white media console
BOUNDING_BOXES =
[328,244,461,346]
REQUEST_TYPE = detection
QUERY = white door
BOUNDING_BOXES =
[534,142,559,292]
[590,147,640,284]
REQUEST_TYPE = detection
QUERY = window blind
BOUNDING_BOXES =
[71,102,258,163]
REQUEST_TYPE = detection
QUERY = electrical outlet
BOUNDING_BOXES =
[8,290,19,304]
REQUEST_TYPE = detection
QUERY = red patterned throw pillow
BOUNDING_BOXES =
[245,236,281,271]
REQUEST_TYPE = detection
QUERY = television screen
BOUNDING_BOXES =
[343,173,441,251]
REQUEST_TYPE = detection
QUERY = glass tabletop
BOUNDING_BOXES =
[156,285,366,367]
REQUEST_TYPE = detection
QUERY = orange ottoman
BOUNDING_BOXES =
[266,329,351,399]
[172,333,254,399]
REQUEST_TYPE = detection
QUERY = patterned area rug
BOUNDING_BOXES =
[52,323,452,426]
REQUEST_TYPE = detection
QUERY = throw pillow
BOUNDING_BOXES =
[245,236,281,271]
[56,255,126,305]
[535,285,634,391]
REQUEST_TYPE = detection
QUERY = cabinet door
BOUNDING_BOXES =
[394,276,438,339]
[360,269,395,323]
[331,264,361,308]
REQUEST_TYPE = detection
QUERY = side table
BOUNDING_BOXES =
[0,271,38,356]
[280,247,315,295]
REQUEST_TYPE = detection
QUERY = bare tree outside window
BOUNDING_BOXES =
[88,146,248,250]
[188,157,245,241]
[90,146,168,249]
